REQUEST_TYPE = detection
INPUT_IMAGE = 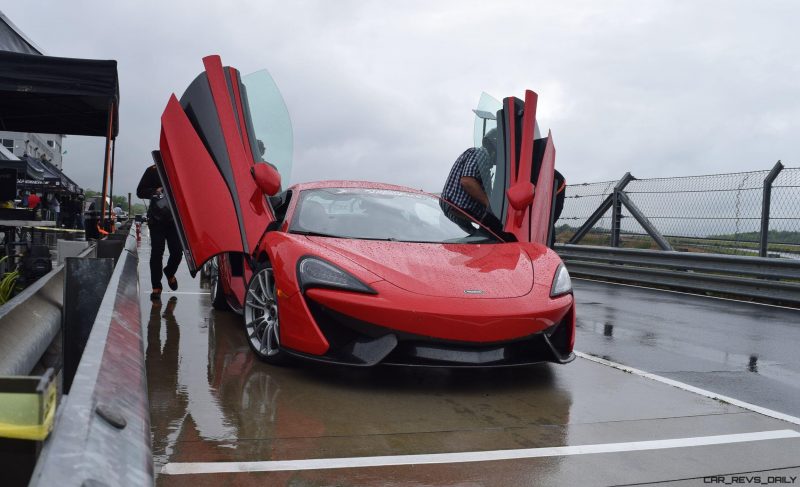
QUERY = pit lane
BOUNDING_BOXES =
[139,229,800,485]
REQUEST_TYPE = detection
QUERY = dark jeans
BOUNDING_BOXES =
[150,222,182,290]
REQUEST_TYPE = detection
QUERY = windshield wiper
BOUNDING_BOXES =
[358,236,400,242]
[443,235,497,244]
[291,230,343,238]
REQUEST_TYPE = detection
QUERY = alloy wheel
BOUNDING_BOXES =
[244,266,281,358]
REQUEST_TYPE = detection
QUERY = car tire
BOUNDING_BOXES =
[244,262,287,365]
[209,256,231,311]
[200,259,214,279]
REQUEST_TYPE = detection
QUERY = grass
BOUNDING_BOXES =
[556,228,800,257]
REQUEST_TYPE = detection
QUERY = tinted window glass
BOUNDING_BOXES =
[241,70,293,185]
[473,92,503,216]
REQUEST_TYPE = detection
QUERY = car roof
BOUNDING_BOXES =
[288,180,430,195]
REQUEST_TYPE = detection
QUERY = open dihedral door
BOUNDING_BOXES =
[155,55,276,275]
[496,90,557,244]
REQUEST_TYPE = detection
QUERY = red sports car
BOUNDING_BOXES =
[154,55,575,367]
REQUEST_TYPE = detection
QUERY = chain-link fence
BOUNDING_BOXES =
[557,179,618,247]
[556,162,800,259]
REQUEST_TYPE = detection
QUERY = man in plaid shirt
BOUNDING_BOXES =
[440,129,513,240]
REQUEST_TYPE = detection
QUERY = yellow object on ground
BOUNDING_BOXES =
[0,370,57,441]
[31,226,85,233]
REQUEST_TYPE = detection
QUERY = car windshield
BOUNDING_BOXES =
[289,188,500,244]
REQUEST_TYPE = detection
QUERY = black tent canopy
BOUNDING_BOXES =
[0,19,119,230]
[0,156,43,180]
[0,155,82,193]
[0,50,119,137]
[23,156,81,193]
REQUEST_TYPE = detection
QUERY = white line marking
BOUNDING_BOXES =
[161,430,799,475]
[575,352,800,426]
[573,277,800,310]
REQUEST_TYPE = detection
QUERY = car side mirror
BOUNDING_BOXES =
[506,182,535,227]
[251,163,281,196]
[507,182,535,211]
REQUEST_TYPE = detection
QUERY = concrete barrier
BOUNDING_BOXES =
[56,239,90,265]
[29,229,152,486]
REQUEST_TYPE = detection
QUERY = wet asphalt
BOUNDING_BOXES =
[573,278,800,418]
[138,229,800,486]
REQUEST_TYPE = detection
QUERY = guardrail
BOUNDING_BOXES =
[29,227,151,486]
[556,243,800,306]
[0,244,94,376]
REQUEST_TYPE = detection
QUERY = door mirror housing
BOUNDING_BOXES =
[507,181,535,227]
[506,182,535,211]
[251,163,281,196]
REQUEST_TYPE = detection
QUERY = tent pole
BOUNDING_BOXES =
[99,102,114,233]
[109,137,116,225]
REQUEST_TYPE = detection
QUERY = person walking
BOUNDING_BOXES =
[76,195,85,230]
[137,164,182,300]
[61,196,74,228]
[51,195,61,227]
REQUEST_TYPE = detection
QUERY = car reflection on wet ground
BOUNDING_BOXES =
[139,228,800,486]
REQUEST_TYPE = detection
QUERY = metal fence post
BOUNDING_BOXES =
[760,161,784,257]
[611,173,634,247]
[617,192,673,250]
[568,172,634,245]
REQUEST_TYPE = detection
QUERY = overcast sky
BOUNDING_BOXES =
[4,1,800,201]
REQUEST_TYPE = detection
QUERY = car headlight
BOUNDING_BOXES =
[297,256,377,294]
[550,264,572,297]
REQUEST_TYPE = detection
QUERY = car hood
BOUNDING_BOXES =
[306,238,534,298]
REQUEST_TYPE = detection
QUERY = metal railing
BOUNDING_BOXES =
[557,243,800,306]
[0,243,95,376]
[557,162,800,259]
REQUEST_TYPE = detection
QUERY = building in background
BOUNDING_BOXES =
[0,131,64,168]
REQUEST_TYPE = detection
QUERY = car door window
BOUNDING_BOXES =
[473,92,503,217]
[242,70,294,186]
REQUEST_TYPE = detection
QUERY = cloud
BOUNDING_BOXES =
[3,0,799,201]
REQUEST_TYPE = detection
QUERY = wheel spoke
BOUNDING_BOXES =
[252,323,260,339]
[246,319,261,337]
[261,325,270,344]
[260,322,271,352]
[247,299,267,318]
[259,272,268,299]
[248,288,266,306]
[266,323,275,354]
[264,278,275,301]
[246,302,266,316]
[250,303,268,315]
